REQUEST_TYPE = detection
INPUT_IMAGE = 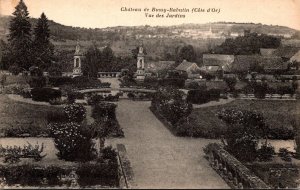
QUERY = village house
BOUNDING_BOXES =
[175,60,201,78]
[201,54,235,78]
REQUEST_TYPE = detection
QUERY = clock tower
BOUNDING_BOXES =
[73,41,83,77]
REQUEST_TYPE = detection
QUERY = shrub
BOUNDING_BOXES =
[48,122,96,161]
[3,84,30,95]
[87,93,104,105]
[159,78,185,88]
[47,110,68,124]
[268,127,295,140]
[186,81,202,89]
[187,89,221,104]
[101,146,117,161]
[152,88,193,125]
[28,76,46,88]
[0,143,46,163]
[257,142,275,161]
[127,92,135,99]
[278,148,292,162]
[63,103,86,123]
[76,162,118,187]
[2,125,48,137]
[224,77,237,92]
[31,88,62,102]
[48,76,72,87]
[67,91,84,104]
[20,88,31,98]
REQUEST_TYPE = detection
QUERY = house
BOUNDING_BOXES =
[202,54,235,75]
[145,61,175,74]
[274,46,300,61]
[175,60,200,78]
[231,55,287,74]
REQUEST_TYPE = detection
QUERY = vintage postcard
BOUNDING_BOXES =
[0,0,299,189]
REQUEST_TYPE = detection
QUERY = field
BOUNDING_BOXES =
[189,99,299,139]
[0,95,61,136]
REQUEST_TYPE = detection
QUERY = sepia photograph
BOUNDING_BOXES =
[0,0,300,188]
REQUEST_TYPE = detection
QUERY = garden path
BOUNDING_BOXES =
[106,100,229,189]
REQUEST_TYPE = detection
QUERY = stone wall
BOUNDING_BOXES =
[203,143,270,189]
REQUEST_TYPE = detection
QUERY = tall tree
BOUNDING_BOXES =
[176,45,196,64]
[8,0,33,71]
[83,43,102,77]
[33,12,54,71]
[101,46,115,71]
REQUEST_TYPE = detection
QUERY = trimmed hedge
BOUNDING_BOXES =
[187,89,221,104]
[31,88,62,102]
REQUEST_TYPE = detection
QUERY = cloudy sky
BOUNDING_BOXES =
[1,0,300,30]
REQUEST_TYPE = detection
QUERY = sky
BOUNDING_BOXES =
[0,0,300,30]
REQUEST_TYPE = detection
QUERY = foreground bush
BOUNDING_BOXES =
[31,88,62,102]
[63,103,86,123]
[48,122,96,162]
[151,87,193,126]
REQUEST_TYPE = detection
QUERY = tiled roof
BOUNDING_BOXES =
[231,55,261,72]
[232,55,287,72]
[274,46,300,59]
[175,60,199,71]
[202,54,234,72]
[145,61,175,72]
[260,56,287,70]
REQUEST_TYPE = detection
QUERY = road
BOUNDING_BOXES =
[107,100,229,189]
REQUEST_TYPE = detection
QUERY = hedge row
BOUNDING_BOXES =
[31,88,62,102]
[187,89,221,104]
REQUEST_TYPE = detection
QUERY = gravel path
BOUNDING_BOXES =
[107,100,229,189]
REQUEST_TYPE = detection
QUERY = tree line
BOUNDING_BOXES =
[0,0,54,75]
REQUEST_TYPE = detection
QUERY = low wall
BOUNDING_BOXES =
[116,144,136,189]
[203,143,270,189]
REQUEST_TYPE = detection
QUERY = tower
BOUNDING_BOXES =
[73,40,83,77]
[136,42,145,81]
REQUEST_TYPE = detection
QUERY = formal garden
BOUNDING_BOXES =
[150,86,300,188]
[0,73,126,188]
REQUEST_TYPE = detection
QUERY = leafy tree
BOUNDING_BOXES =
[8,0,33,71]
[83,43,101,77]
[224,77,237,92]
[48,62,62,76]
[176,45,196,63]
[0,40,10,70]
[214,32,281,55]
[100,46,115,71]
[32,12,54,71]
[217,108,269,162]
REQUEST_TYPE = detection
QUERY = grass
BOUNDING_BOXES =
[189,99,300,139]
[0,95,61,137]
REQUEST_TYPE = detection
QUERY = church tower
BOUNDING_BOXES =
[73,40,83,77]
[136,42,145,81]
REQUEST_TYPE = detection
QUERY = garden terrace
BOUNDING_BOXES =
[186,99,299,139]
[0,95,61,137]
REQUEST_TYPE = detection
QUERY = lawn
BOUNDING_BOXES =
[189,99,299,139]
[0,95,61,136]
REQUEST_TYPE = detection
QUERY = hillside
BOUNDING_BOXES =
[0,15,299,60]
